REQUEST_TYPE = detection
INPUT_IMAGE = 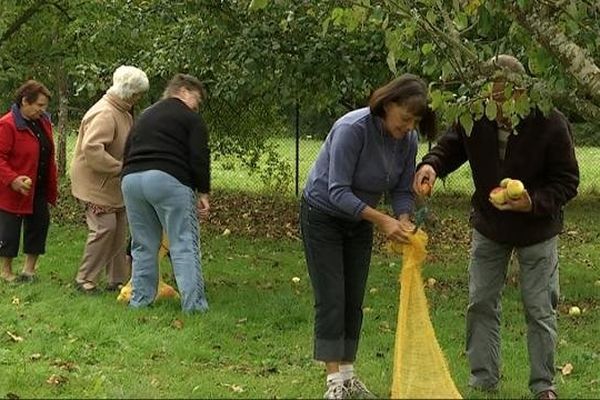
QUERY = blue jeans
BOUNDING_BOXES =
[121,170,208,313]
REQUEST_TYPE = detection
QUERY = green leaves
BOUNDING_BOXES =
[485,100,497,121]
[459,112,474,136]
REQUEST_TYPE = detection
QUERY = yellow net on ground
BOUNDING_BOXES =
[387,229,462,399]
[117,234,179,302]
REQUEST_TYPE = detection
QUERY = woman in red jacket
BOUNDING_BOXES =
[0,80,58,282]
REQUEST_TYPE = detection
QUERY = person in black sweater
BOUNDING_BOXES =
[413,55,578,400]
[121,73,210,313]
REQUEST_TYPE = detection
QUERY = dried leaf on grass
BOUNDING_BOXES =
[171,319,184,330]
[46,374,68,385]
[560,362,574,376]
[222,383,245,393]
[6,331,23,342]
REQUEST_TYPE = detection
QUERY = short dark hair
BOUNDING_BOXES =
[162,73,206,100]
[369,74,436,140]
[14,80,51,106]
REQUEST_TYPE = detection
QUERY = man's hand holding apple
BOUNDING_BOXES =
[413,164,437,197]
[490,189,532,212]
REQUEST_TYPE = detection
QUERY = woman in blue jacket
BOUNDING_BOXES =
[300,74,436,399]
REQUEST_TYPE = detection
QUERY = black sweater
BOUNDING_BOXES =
[421,109,579,246]
[122,98,210,193]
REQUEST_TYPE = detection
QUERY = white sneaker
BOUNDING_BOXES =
[324,381,348,399]
[344,377,376,399]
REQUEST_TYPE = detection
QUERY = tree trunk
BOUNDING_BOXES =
[53,18,68,178]
[55,66,69,177]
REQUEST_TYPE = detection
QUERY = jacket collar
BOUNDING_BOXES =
[104,93,133,113]
[11,103,50,131]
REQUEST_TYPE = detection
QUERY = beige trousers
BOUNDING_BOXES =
[75,209,129,286]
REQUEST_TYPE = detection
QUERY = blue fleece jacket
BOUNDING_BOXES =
[303,107,417,221]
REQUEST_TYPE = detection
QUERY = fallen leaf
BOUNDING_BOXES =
[46,374,68,386]
[171,319,184,330]
[223,383,245,393]
[560,363,573,376]
[6,331,23,342]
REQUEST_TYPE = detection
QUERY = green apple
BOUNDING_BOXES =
[506,179,525,199]
[568,306,581,316]
[489,187,507,205]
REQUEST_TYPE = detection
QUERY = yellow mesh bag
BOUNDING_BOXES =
[387,230,462,399]
[117,234,179,302]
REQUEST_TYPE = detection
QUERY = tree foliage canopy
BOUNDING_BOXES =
[1,0,599,137]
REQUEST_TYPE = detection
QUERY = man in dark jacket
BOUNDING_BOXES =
[413,55,579,400]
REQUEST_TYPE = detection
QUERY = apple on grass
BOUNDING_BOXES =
[568,306,581,316]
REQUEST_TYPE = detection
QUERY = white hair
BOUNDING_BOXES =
[106,65,149,99]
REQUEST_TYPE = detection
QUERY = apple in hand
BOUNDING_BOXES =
[420,181,432,197]
[23,177,32,189]
[506,179,525,199]
[489,187,507,205]
[500,178,511,188]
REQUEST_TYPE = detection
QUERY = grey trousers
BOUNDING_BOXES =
[75,208,129,286]
[467,229,559,395]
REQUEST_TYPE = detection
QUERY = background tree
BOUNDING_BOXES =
[2,0,599,178]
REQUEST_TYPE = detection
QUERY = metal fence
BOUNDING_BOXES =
[204,98,600,197]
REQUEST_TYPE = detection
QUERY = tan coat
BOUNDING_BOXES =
[70,94,133,207]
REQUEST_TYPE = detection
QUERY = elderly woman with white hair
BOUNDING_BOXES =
[70,65,149,293]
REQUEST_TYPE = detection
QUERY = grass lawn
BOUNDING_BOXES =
[0,195,598,398]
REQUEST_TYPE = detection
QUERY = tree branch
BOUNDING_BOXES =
[0,0,46,46]
[506,1,600,107]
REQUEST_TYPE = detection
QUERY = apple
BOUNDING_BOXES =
[23,177,32,189]
[420,182,432,197]
[489,187,507,205]
[506,179,525,199]
[568,306,581,316]
[499,178,511,188]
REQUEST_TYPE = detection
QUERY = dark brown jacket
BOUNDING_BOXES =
[420,109,579,246]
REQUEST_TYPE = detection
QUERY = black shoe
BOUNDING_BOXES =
[105,282,124,292]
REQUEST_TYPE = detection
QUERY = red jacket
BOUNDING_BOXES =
[0,104,58,214]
